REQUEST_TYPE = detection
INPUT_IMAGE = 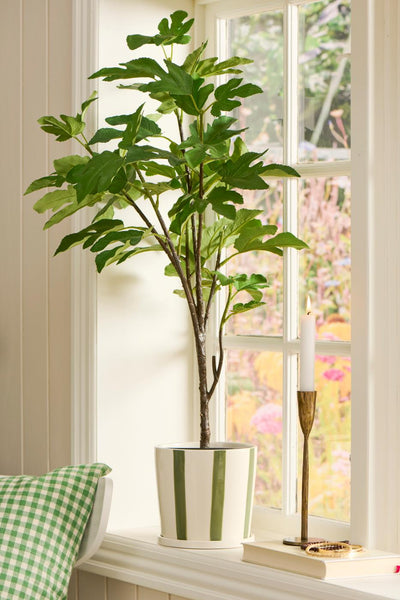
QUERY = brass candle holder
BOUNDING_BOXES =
[283,390,325,547]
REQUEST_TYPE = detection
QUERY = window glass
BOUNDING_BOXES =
[226,349,283,509]
[226,182,284,336]
[298,0,351,162]
[298,354,351,522]
[299,176,351,341]
[228,12,284,162]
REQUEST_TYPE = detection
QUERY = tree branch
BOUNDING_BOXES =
[207,289,231,398]
[133,166,201,337]
[204,239,222,327]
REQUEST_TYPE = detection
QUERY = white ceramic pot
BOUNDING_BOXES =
[155,442,257,548]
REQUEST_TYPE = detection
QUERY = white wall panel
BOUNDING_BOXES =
[96,0,194,531]
[0,0,74,475]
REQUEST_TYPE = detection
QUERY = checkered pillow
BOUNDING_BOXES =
[0,463,111,599]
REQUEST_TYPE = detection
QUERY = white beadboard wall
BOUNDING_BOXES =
[0,0,74,475]
[68,571,192,600]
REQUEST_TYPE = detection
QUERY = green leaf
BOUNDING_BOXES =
[44,192,101,230]
[233,220,279,253]
[90,229,143,252]
[104,115,161,142]
[118,104,144,150]
[156,10,194,45]
[81,91,98,119]
[53,155,90,177]
[115,244,163,264]
[212,78,262,117]
[143,162,176,178]
[69,151,125,202]
[169,195,205,234]
[203,116,243,146]
[207,187,244,205]
[90,58,165,82]
[88,128,123,144]
[201,208,262,260]
[38,114,84,142]
[218,152,270,190]
[233,230,308,257]
[231,136,248,161]
[182,42,207,74]
[24,174,64,195]
[137,117,162,140]
[33,187,76,214]
[125,34,158,51]
[118,58,166,79]
[260,163,301,178]
[230,300,265,316]
[141,61,194,97]
[55,219,123,255]
[259,232,309,251]
[95,246,126,272]
[211,200,236,219]
[185,146,207,169]
[196,56,252,78]
[108,167,127,194]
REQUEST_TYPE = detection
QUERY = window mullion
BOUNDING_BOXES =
[282,0,299,516]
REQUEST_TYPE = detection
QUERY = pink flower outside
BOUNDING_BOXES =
[316,354,336,365]
[332,449,351,478]
[323,368,345,382]
[251,403,282,435]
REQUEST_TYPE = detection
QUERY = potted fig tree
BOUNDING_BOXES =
[26,11,307,548]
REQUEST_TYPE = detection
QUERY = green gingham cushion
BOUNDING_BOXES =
[0,462,111,599]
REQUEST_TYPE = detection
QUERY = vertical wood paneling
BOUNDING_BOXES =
[107,578,137,600]
[78,571,107,600]
[138,587,169,600]
[21,0,50,475]
[0,0,74,476]
[68,570,79,600]
[0,0,23,475]
[47,0,73,470]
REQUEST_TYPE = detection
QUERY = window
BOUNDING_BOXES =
[75,0,400,551]
[205,0,351,532]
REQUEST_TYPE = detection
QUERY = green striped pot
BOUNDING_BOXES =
[155,442,257,548]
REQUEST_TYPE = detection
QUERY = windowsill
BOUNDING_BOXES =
[79,528,400,600]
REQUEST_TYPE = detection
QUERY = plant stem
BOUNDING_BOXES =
[174,108,210,448]
[134,167,201,347]
[208,289,231,399]
[204,239,222,327]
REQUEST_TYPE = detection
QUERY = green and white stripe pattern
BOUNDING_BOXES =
[156,443,256,548]
[0,463,110,599]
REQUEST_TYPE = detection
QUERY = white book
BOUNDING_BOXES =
[242,540,400,579]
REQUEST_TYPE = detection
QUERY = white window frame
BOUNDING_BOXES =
[71,0,400,553]
[202,0,351,540]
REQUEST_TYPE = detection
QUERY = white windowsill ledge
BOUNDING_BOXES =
[79,528,400,600]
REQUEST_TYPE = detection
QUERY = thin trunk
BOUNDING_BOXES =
[195,331,210,448]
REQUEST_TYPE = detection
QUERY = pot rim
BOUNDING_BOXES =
[155,441,256,450]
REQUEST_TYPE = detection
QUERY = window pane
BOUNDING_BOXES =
[228,12,284,162]
[298,355,351,522]
[226,182,283,336]
[298,0,351,162]
[299,176,351,341]
[226,349,282,509]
